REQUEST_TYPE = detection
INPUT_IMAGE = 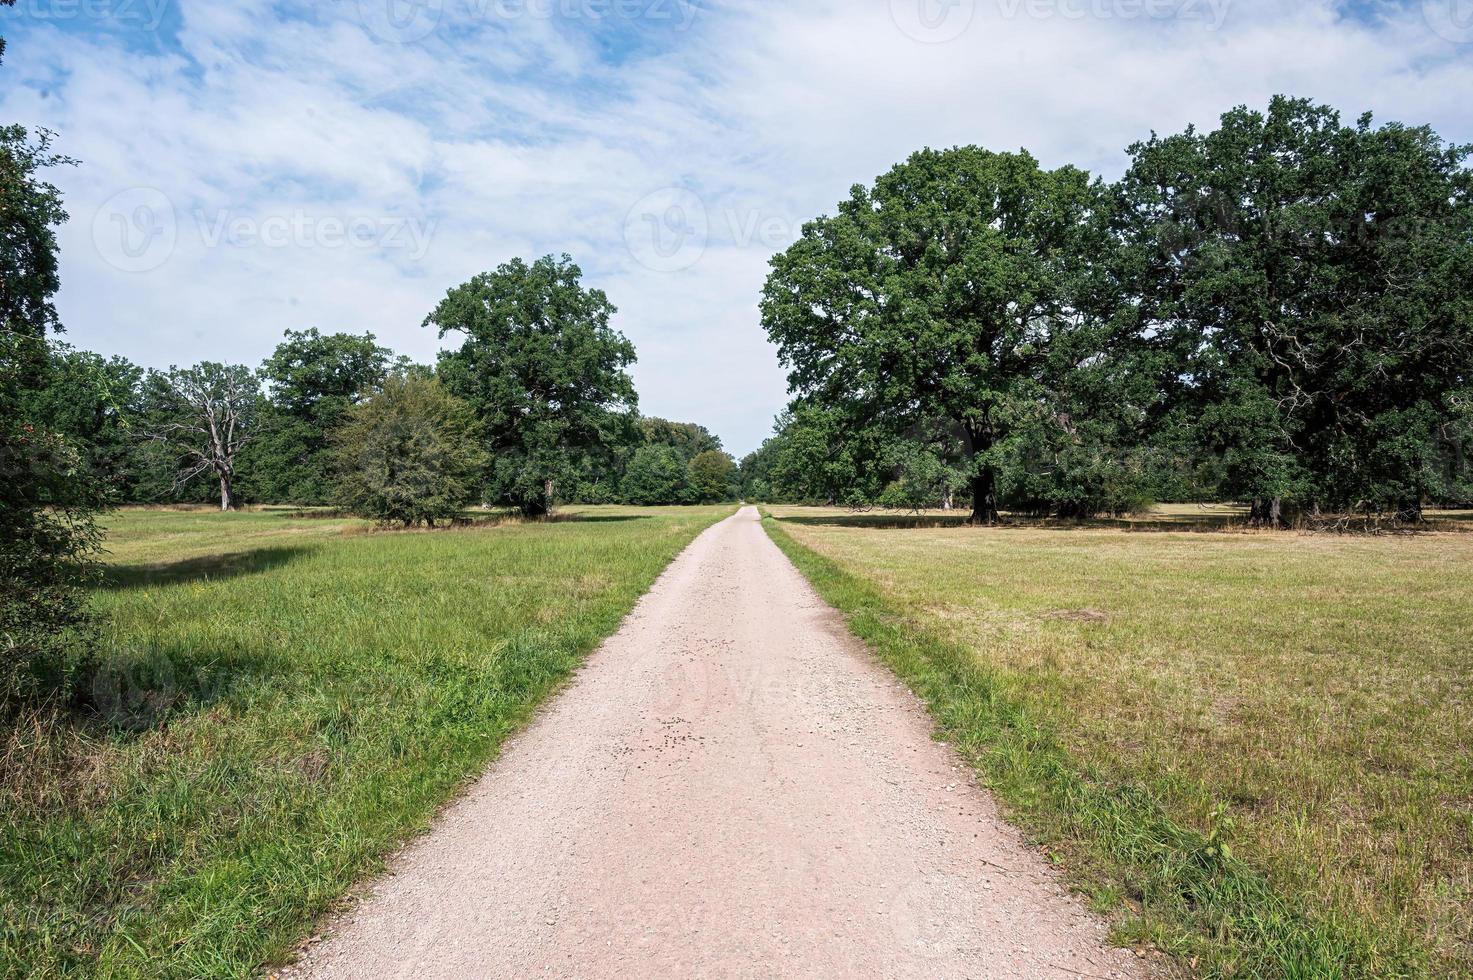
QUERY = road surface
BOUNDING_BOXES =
[286,507,1145,979]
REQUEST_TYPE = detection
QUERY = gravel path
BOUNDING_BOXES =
[285,507,1146,979]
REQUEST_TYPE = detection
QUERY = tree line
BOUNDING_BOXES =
[745,96,1473,526]
[23,256,740,525]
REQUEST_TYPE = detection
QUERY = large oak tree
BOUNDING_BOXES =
[761,147,1104,523]
[427,255,638,516]
[1117,96,1473,523]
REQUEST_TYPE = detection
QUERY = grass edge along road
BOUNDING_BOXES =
[2,505,734,979]
[760,512,1444,980]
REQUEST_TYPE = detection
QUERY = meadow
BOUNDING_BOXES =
[764,506,1473,979]
[0,504,733,979]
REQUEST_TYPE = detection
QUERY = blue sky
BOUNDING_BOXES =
[3,0,1472,455]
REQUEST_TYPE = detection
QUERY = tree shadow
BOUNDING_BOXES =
[546,514,652,524]
[772,511,1245,533]
[1431,510,1473,527]
[66,638,284,735]
[101,546,314,591]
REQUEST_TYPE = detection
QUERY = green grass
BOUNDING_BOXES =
[1,504,733,979]
[762,507,1473,979]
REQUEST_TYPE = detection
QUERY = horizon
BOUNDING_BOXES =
[4,0,1473,456]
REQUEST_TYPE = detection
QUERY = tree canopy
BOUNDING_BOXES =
[622,445,693,506]
[143,363,261,511]
[243,329,391,505]
[639,418,723,461]
[1118,96,1473,522]
[687,450,738,502]
[427,255,638,516]
[762,146,1103,522]
[331,373,486,527]
[759,98,1473,524]
[1,50,102,703]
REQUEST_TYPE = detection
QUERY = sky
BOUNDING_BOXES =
[3,0,1472,456]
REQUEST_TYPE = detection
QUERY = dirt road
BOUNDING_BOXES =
[287,507,1144,979]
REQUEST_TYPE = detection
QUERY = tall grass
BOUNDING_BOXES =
[1,505,731,978]
[763,508,1473,979]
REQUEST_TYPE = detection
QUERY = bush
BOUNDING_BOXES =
[330,375,487,527]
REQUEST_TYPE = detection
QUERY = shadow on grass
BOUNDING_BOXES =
[772,512,1245,533]
[102,546,315,591]
[546,514,652,524]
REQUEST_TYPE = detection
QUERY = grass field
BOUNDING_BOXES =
[0,504,733,979]
[764,506,1473,979]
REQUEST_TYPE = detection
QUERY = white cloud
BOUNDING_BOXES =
[2,0,1470,454]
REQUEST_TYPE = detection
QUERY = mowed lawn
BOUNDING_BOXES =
[765,506,1473,978]
[1,505,733,979]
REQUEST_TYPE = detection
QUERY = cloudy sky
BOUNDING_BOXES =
[3,0,1472,454]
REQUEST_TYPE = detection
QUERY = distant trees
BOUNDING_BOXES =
[12,295,728,516]
[639,418,723,461]
[331,374,486,527]
[243,329,391,504]
[428,255,639,517]
[20,344,144,500]
[20,95,1463,529]
[622,445,694,505]
[688,450,737,502]
[144,363,260,511]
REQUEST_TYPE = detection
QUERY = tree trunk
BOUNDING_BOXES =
[1249,496,1283,528]
[521,481,556,519]
[1396,498,1424,523]
[218,471,236,512]
[969,471,999,525]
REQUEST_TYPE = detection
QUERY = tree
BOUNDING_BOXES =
[145,363,261,511]
[738,443,777,502]
[0,0,11,64]
[1,79,102,698]
[331,374,486,527]
[639,418,722,460]
[687,450,737,502]
[21,343,144,501]
[243,329,391,504]
[1117,97,1473,523]
[622,445,693,505]
[762,147,1103,523]
[766,405,886,506]
[427,255,638,516]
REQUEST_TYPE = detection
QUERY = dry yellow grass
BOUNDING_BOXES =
[767,506,1473,975]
